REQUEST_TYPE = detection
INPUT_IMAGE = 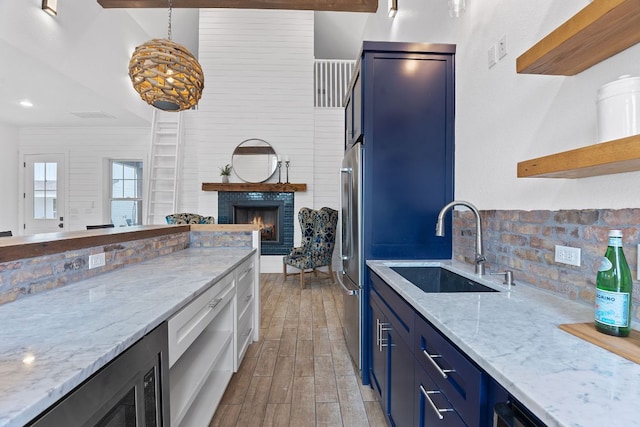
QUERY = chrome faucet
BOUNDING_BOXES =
[435,200,486,276]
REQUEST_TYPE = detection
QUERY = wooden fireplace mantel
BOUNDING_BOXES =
[201,182,307,192]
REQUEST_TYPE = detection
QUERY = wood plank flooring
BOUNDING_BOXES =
[209,273,387,427]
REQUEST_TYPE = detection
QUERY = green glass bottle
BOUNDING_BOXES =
[595,229,633,337]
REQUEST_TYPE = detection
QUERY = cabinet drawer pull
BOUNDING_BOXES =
[244,327,253,337]
[208,298,223,309]
[419,385,454,420]
[422,349,455,379]
[245,294,253,303]
[377,319,390,351]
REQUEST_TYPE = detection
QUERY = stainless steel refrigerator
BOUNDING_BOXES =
[337,141,363,372]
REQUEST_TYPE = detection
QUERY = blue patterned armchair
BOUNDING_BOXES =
[283,207,338,288]
[165,213,215,225]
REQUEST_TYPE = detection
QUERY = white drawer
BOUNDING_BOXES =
[236,257,255,316]
[236,300,254,364]
[168,273,235,367]
[236,257,254,294]
[236,279,254,318]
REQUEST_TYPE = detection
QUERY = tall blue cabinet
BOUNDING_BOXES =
[343,41,456,424]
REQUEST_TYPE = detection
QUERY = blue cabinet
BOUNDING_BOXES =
[346,42,456,382]
[415,313,486,425]
[370,269,510,427]
[370,272,415,427]
[350,41,456,262]
[415,362,468,427]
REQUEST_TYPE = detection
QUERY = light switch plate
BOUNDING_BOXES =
[498,35,507,59]
[488,45,497,68]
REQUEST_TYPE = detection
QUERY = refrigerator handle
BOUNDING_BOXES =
[336,270,358,296]
[340,167,353,261]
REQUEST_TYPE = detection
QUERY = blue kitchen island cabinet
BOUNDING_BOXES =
[343,40,456,386]
[369,270,506,427]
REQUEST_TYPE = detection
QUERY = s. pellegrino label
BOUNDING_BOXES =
[595,229,633,337]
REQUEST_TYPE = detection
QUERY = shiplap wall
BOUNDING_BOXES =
[313,108,344,271]
[181,9,315,213]
[180,9,330,272]
[313,109,343,209]
[18,127,149,231]
[0,124,19,234]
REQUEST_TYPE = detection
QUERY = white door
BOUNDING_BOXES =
[23,154,66,235]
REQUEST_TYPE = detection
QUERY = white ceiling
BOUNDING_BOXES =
[0,2,368,128]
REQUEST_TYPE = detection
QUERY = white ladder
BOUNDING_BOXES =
[145,110,183,225]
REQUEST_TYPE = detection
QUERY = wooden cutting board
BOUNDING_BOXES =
[559,323,640,365]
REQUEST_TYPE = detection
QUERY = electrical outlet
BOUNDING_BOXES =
[497,35,507,59]
[555,245,581,267]
[488,45,497,68]
[89,252,106,269]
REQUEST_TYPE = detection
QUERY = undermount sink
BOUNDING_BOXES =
[390,266,498,293]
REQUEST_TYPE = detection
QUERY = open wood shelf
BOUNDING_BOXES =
[201,182,307,192]
[517,0,640,75]
[517,134,640,178]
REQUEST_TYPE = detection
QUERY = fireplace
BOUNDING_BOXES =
[218,192,294,255]
[233,201,282,243]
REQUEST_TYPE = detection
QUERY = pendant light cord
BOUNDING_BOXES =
[167,0,173,40]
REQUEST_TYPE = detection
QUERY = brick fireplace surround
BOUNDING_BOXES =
[453,208,640,322]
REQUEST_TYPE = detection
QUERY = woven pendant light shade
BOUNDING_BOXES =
[128,38,204,111]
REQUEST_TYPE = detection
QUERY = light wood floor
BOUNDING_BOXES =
[209,273,388,427]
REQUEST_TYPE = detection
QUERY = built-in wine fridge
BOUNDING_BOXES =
[29,323,169,427]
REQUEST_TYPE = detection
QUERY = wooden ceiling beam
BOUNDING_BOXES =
[97,0,378,13]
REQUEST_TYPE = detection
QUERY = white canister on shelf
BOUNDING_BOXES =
[596,75,640,142]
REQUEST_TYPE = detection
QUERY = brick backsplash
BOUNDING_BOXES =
[0,232,190,305]
[189,230,253,248]
[453,209,640,322]
[0,230,256,306]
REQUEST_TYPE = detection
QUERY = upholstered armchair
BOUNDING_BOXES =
[283,207,338,288]
[165,213,215,225]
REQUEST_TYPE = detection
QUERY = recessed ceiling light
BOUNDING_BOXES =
[70,111,116,119]
[20,100,34,108]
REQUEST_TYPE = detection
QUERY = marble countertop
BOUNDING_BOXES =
[368,259,640,427]
[0,247,255,427]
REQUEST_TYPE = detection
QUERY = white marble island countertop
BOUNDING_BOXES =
[368,259,640,427]
[0,247,255,427]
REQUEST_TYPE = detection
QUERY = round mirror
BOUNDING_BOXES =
[232,138,278,183]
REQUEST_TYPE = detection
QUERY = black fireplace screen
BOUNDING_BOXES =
[234,206,279,242]
[217,192,294,255]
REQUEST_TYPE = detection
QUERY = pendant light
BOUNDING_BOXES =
[448,0,466,18]
[128,0,204,111]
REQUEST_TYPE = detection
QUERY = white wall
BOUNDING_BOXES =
[0,124,19,234]
[361,0,640,211]
[313,109,344,209]
[19,127,149,231]
[180,9,325,272]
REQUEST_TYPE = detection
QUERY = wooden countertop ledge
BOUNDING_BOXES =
[0,224,258,263]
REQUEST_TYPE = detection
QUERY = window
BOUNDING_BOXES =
[110,161,143,227]
[33,162,58,219]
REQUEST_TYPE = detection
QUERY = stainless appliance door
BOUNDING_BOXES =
[340,142,362,285]
[337,142,362,372]
[494,402,545,427]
